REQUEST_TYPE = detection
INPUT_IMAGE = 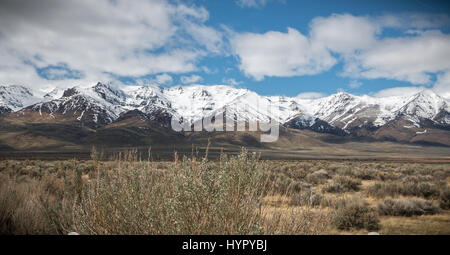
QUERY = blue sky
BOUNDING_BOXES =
[0,0,449,98]
[186,0,450,96]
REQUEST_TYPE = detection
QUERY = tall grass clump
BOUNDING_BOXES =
[72,148,268,234]
[0,175,55,234]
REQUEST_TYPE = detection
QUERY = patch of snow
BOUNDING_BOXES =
[416,129,427,134]
[77,110,85,121]
[343,117,357,129]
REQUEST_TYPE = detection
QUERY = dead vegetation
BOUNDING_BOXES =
[0,149,449,234]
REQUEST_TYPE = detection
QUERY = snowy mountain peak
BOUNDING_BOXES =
[93,82,127,106]
[0,85,40,111]
[1,82,449,134]
[397,89,448,121]
[334,91,353,98]
[43,88,64,100]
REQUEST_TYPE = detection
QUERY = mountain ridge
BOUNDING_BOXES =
[0,82,449,147]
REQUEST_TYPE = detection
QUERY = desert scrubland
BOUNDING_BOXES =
[0,148,449,235]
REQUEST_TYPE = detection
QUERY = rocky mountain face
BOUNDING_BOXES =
[0,106,11,115]
[0,82,449,146]
[284,114,347,136]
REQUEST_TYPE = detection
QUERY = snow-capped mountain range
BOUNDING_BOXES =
[1,82,449,135]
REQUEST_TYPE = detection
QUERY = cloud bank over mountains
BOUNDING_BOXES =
[0,0,449,99]
[230,13,450,98]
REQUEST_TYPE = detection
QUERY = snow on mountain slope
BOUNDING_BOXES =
[92,82,128,106]
[198,90,304,126]
[0,85,41,112]
[394,89,449,125]
[292,90,449,130]
[43,88,64,101]
[302,92,361,123]
[267,96,305,122]
[163,85,248,121]
[2,83,449,133]
[27,84,125,127]
[206,90,275,124]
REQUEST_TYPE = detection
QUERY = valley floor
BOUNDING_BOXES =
[1,139,450,161]
[1,149,449,235]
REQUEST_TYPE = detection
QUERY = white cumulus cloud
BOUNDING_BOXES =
[372,86,426,98]
[231,28,336,81]
[180,75,203,84]
[296,92,327,99]
[155,73,173,85]
[0,0,221,89]
[310,14,380,54]
[434,71,450,99]
[222,78,242,86]
[345,31,450,85]
[235,0,268,8]
[348,80,362,89]
[230,12,450,99]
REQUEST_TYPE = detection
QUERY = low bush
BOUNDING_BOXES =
[439,188,450,210]
[377,198,440,217]
[367,182,440,199]
[323,176,361,193]
[331,198,379,231]
[305,169,330,184]
[289,189,323,207]
[73,149,268,234]
[376,171,402,181]
[338,168,377,180]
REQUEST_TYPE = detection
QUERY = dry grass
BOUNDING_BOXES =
[379,213,450,235]
[377,198,440,217]
[0,151,449,235]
